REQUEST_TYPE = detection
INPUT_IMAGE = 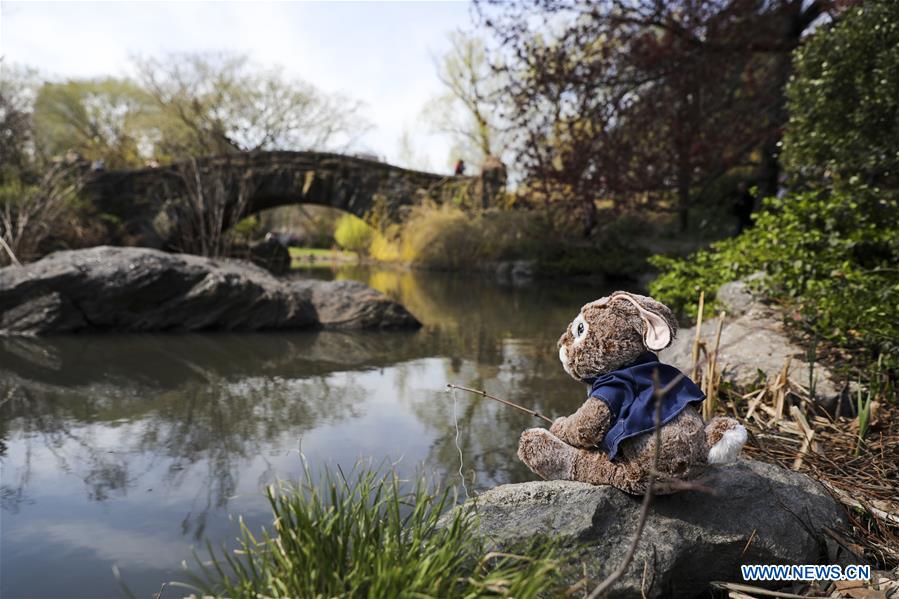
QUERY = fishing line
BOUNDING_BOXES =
[447,383,551,501]
[450,386,470,500]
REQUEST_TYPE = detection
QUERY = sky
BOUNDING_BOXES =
[0,0,479,173]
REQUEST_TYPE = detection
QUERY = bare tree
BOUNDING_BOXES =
[396,126,434,172]
[168,157,256,258]
[476,0,838,231]
[0,164,82,266]
[134,52,372,160]
[422,32,504,168]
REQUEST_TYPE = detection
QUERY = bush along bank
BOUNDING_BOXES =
[333,203,651,282]
[649,187,899,376]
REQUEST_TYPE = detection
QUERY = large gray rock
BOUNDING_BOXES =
[291,279,420,329]
[0,247,422,334]
[456,459,851,598]
[661,278,848,410]
[0,246,317,334]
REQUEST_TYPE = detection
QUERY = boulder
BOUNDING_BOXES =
[661,278,848,410]
[455,459,852,598]
[0,247,419,334]
[291,279,420,329]
[0,246,316,334]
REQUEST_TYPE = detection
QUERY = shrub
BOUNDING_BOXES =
[230,214,263,243]
[396,205,550,269]
[179,466,563,598]
[538,215,650,278]
[399,205,475,268]
[781,2,899,191]
[333,213,374,255]
[368,227,402,262]
[649,188,899,363]
[364,203,650,277]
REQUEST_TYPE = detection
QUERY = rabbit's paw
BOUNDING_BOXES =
[517,428,578,480]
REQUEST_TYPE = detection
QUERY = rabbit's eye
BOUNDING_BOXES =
[571,315,588,342]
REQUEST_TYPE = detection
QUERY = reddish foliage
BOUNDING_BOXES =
[477,0,844,231]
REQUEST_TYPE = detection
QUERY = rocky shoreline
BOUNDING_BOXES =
[661,278,851,412]
[0,246,419,335]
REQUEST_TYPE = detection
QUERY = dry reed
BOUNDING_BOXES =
[688,311,899,575]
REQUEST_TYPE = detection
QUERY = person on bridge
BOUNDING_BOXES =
[454,159,466,176]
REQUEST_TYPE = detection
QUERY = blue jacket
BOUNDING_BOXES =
[585,352,705,460]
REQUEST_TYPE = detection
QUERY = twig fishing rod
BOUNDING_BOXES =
[446,384,553,424]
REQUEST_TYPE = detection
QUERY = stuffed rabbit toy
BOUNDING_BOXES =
[518,292,747,494]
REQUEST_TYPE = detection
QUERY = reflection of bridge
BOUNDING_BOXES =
[84,151,506,248]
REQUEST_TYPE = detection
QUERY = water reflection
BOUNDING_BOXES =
[0,266,616,598]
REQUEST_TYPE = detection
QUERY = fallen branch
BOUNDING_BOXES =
[710,581,814,598]
[790,405,816,470]
[690,291,705,382]
[0,236,21,266]
[740,529,757,557]
[820,481,899,527]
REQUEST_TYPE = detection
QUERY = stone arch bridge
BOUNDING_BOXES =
[84,151,506,249]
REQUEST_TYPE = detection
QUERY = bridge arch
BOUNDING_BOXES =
[84,151,505,249]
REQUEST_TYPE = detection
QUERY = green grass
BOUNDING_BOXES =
[174,464,565,598]
[288,247,358,268]
[288,246,350,257]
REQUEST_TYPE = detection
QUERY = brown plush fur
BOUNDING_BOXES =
[519,407,708,494]
[549,400,611,448]
[518,292,745,495]
[557,293,679,381]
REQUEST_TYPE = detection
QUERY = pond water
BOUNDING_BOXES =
[0,265,619,598]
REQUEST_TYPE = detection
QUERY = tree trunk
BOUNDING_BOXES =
[757,139,780,207]
[757,50,792,205]
[677,148,691,232]
[582,198,598,238]
[678,180,690,232]
[757,0,824,204]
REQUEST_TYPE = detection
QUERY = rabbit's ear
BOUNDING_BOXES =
[609,293,672,351]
